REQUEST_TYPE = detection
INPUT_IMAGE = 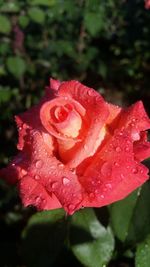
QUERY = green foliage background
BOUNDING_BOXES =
[0,0,150,266]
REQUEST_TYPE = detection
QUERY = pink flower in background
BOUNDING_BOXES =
[0,79,150,214]
[145,0,150,9]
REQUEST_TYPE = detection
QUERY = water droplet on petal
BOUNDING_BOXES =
[49,165,55,169]
[87,90,93,96]
[125,146,130,152]
[115,146,121,152]
[100,194,104,199]
[58,163,64,168]
[23,123,27,129]
[95,189,99,194]
[132,167,138,174]
[51,181,58,189]
[62,177,70,185]
[71,168,76,174]
[105,183,112,189]
[35,160,43,169]
[83,144,88,150]
[21,169,27,176]
[101,162,112,177]
[35,196,43,204]
[114,162,119,167]
[34,174,40,180]
[131,131,140,141]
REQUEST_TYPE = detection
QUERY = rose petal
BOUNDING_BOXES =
[118,101,150,134]
[134,132,150,161]
[19,176,62,210]
[50,78,61,91]
[0,152,29,184]
[80,130,149,208]
[27,131,83,214]
[40,96,86,141]
[19,176,61,210]
[58,81,109,168]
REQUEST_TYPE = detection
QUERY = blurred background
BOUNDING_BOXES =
[0,0,150,267]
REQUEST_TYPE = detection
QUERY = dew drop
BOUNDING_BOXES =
[49,165,55,169]
[23,123,27,129]
[105,183,112,189]
[132,167,138,174]
[21,169,27,176]
[35,196,42,204]
[101,162,112,177]
[131,131,140,141]
[35,160,43,169]
[114,162,119,167]
[115,146,121,152]
[100,194,104,199]
[71,168,76,174]
[83,144,88,150]
[51,181,58,189]
[34,174,40,180]
[95,189,99,194]
[58,163,64,168]
[125,146,130,152]
[87,90,93,96]
[140,169,144,174]
[62,177,70,185]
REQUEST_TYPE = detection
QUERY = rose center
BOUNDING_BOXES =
[50,104,73,123]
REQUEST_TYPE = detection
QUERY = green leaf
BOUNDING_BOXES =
[6,56,26,78]
[28,7,46,24]
[19,15,30,28]
[110,182,150,244]
[0,2,20,13]
[0,42,10,55]
[70,208,114,267]
[0,87,12,103]
[28,0,55,6]
[0,15,11,34]
[22,209,67,267]
[109,189,139,242]
[135,234,150,267]
[99,61,107,78]
[84,12,104,36]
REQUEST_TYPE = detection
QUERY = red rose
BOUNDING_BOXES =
[1,79,150,214]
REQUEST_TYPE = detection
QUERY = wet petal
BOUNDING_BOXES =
[80,130,149,208]
[134,132,150,161]
[28,131,83,214]
[19,176,62,210]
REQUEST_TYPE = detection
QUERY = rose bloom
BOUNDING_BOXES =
[0,79,150,214]
[145,0,150,9]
